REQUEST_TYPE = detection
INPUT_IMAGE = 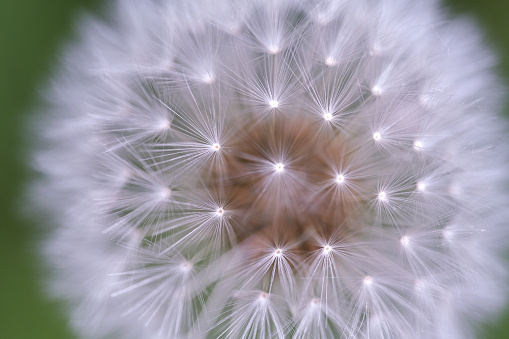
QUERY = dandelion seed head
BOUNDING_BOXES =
[32,0,509,338]
[419,94,430,106]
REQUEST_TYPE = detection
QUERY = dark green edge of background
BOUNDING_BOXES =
[1,1,508,338]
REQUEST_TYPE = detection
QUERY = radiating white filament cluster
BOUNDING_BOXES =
[274,163,285,172]
[33,0,509,339]
[269,100,279,108]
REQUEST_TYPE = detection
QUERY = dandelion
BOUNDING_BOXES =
[32,0,509,338]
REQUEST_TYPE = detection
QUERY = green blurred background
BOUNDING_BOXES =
[1,1,509,338]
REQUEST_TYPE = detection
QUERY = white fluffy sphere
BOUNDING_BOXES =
[33,0,509,338]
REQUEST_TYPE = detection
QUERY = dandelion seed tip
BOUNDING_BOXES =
[269,100,279,108]
[259,292,268,300]
[202,72,215,84]
[415,279,427,292]
[400,235,410,247]
[216,207,224,216]
[161,187,172,199]
[377,191,387,202]
[274,163,284,172]
[274,248,283,257]
[315,12,329,26]
[370,42,382,56]
[211,143,221,151]
[419,93,434,107]
[336,174,345,184]
[371,85,382,96]
[364,275,373,286]
[180,261,193,273]
[443,229,454,241]
[323,112,333,121]
[323,245,332,254]
[413,140,423,151]
[268,45,280,54]
[417,181,426,191]
[373,132,382,141]
[325,56,337,66]
[159,119,171,131]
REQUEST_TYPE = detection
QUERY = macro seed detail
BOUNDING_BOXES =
[32,0,509,338]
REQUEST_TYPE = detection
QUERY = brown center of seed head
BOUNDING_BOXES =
[209,114,356,253]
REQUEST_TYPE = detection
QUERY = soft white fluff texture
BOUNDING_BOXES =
[33,0,509,338]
